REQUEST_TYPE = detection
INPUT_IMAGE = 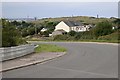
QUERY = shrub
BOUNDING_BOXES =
[97,31,119,41]
[2,20,27,47]
[74,32,82,40]
[76,31,95,40]
[68,30,77,36]
[92,21,112,38]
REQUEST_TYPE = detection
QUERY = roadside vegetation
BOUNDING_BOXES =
[2,19,27,47]
[53,20,120,43]
[1,16,120,46]
[0,27,2,47]
[33,17,119,43]
[35,44,67,53]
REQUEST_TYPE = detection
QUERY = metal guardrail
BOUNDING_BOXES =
[0,44,35,61]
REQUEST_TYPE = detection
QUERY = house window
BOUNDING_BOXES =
[71,27,73,30]
[79,27,82,30]
[76,27,79,31]
[72,27,75,30]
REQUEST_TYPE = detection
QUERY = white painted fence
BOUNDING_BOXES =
[0,44,35,61]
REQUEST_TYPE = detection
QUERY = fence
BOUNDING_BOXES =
[0,44,35,61]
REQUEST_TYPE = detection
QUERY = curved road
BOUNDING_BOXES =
[3,42,118,78]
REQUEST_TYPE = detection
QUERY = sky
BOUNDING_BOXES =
[2,2,119,19]
[1,0,120,2]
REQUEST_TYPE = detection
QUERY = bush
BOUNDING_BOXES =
[53,31,96,41]
[68,30,77,36]
[92,21,112,38]
[75,31,95,40]
[41,30,50,37]
[2,20,27,47]
[28,27,35,35]
[98,31,119,41]
[73,32,83,40]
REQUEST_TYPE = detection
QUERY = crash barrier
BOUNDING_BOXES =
[0,44,35,61]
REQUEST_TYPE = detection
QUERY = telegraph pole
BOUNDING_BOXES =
[34,17,37,35]
[97,14,99,18]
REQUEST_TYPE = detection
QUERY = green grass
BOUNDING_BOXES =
[52,40,119,43]
[28,39,119,43]
[78,39,119,43]
[32,16,115,25]
[35,44,67,53]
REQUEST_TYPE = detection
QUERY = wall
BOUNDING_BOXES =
[0,44,35,61]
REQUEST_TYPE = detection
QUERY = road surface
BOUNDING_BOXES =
[2,42,118,78]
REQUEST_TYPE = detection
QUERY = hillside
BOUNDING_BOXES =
[98,31,120,43]
[32,16,116,25]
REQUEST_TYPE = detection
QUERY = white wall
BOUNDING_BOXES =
[55,21,70,32]
[71,26,88,32]
[55,21,90,32]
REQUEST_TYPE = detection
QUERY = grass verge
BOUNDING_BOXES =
[28,39,119,43]
[35,44,67,53]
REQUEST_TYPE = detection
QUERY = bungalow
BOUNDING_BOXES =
[54,20,91,33]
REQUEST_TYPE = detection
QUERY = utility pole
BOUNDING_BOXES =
[34,17,37,35]
[71,14,74,21]
[97,14,99,18]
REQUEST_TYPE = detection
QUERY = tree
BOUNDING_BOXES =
[2,25,22,47]
[21,21,32,27]
[39,21,58,36]
[28,27,35,35]
[92,21,112,38]
[21,28,29,37]
[41,30,50,37]
[44,21,56,33]
[11,20,21,26]
[2,19,26,47]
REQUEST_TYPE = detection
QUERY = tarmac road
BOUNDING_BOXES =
[2,42,118,78]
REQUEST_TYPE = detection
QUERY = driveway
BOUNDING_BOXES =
[2,42,118,78]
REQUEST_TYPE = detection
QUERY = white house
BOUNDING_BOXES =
[41,28,48,32]
[54,21,91,33]
[112,26,118,30]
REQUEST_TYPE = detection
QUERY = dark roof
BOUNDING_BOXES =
[63,20,83,27]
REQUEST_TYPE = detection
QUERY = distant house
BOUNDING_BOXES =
[6,18,35,22]
[41,28,48,32]
[112,26,118,30]
[54,21,91,33]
